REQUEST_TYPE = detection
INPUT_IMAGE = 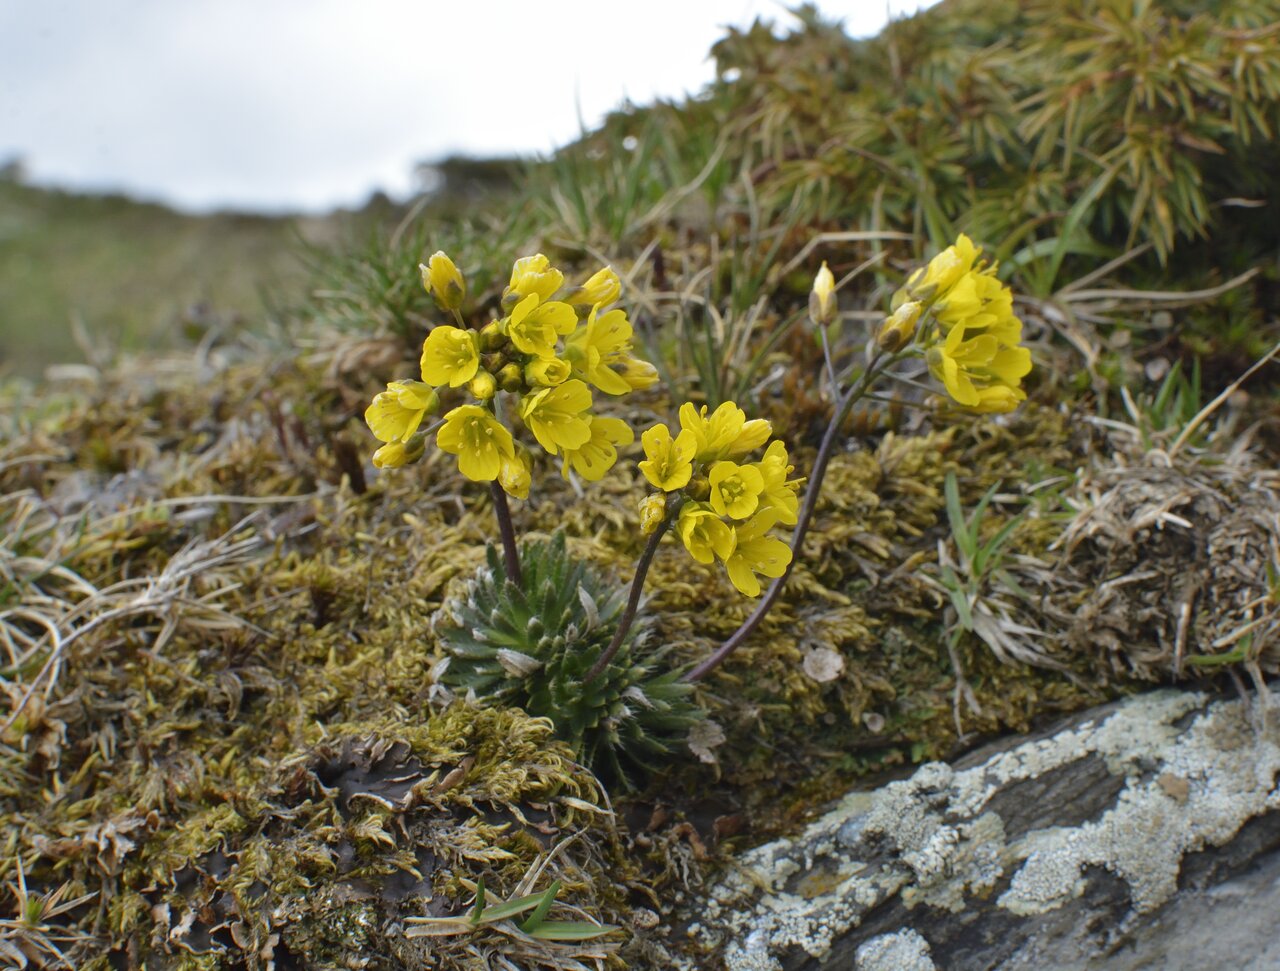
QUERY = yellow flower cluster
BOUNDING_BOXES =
[891,234,1032,413]
[365,252,657,494]
[637,401,800,597]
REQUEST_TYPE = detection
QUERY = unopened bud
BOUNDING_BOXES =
[469,371,497,400]
[687,475,711,502]
[568,266,622,308]
[496,362,523,393]
[420,251,466,312]
[638,493,666,534]
[478,320,506,351]
[808,261,837,326]
[877,300,922,352]
[372,435,426,469]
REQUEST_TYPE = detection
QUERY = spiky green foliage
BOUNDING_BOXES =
[436,533,702,780]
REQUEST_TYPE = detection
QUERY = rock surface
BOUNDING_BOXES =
[687,689,1280,970]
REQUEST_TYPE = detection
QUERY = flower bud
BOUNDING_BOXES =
[372,435,426,469]
[499,443,533,500]
[877,300,922,352]
[638,493,667,535]
[496,362,524,393]
[469,371,497,400]
[568,266,622,308]
[478,319,506,351]
[525,356,571,387]
[808,261,836,326]
[420,251,466,312]
[686,475,711,502]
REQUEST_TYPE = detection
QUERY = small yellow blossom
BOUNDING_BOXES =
[926,322,1031,411]
[638,493,667,534]
[809,261,836,325]
[420,251,466,312]
[565,304,639,396]
[506,292,578,359]
[436,405,515,481]
[365,380,439,443]
[971,384,1027,414]
[525,356,571,387]
[504,254,563,307]
[560,416,633,481]
[677,503,736,565]
[877,300,922,352]
[498,443,533,500]
[708,461,765,520]
[568,266,622,308]
[725,510,792,597]
[754,440,800,526]
[902,233,980,305]
[679,401,748,463]
[638,423,696,492]
[519,379,593,454]
[421,326,481,388]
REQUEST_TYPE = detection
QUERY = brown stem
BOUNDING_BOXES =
[489,481,522,586]
[584,496,681,684]
[684,352,887,682]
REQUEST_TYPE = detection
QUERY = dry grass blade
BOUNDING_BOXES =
[2,512,266,731]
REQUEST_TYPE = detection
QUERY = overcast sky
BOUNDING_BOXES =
[1,0,935,214]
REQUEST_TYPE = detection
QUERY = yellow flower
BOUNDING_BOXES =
[372,438,424,469]
[498,443,533,500]
[754,440,800,526]
[565,304,640,396]
[708,461,765,520]
[525,356,571,387]
[436,405,515,481]
[877,300,922,352]
[420,251,466,312]
[506,292,577,359]
[971,384,1027,414]
[568,266,621,308]
[902,233,980,305]
[421,326,481,388]
[519,379,593,454]
[809,261,836,326]
[638,493,667,534]
[365,380,439,443]
[504,254,563,307]
[677,503,735,565]
[934,268,1014,333]
[725,510,792,597]
[638,423,696,492]
[926,322,1031,410]
[560,416,633,481]
[678,401,746,463]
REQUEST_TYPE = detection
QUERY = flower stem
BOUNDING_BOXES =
[489,481,522,586]
[685,351,888,682]
[585,495,682,684]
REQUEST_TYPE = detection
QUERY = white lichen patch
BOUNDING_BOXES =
[855,928,937,970]
[1000,695,1280,915]
[690,689,1280,971]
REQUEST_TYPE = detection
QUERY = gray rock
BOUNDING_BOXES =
[687,689,1280,970]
